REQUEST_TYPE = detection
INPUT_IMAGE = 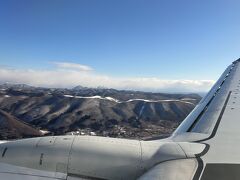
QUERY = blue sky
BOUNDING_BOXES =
[0,0,240,92]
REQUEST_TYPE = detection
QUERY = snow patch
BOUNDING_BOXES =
[105,97,120,103]
[90,132,96,136]
[64,95,119,102]
[63,95,195,105]
[0,141,8,144]
[126,99,194,105]
[64,95,74,98]
[139,104,146,118]
[40,130,50,135]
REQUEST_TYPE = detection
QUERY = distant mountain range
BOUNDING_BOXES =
[0,83,202,140]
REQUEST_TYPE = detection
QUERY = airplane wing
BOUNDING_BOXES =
[139,59,240,180]
[0,59,239,180]
[171,59,240,180]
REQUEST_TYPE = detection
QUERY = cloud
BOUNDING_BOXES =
[0,63,215,92]
[53,62,93,71]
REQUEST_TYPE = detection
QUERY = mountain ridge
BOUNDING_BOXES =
[0,83,201,139]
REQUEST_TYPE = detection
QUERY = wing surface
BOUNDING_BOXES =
[172,59,240,180]
[173,59,240,142]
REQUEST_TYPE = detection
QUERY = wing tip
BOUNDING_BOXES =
[233,58,240,64]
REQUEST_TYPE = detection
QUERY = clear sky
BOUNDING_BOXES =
[0,0,240,92]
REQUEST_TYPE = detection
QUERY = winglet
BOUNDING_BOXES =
[233,58,240,64]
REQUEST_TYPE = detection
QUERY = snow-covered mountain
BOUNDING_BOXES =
[0,84,201,139]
